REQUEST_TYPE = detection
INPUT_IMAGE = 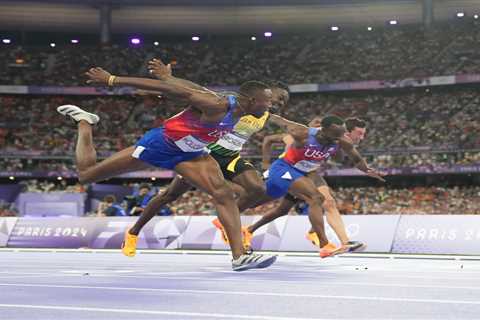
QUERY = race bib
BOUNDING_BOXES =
[216,132,248,151]
[174,135,208,152]
[293,160,321,173]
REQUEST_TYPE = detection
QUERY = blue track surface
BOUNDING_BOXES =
[1,250,479,319]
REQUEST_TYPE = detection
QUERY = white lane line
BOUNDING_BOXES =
[1,283,480,305]
[0,304,332,320]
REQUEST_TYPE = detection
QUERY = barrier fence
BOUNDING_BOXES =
[1,215,479,255]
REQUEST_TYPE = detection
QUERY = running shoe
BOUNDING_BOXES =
[232,253,277,272]
[346,240,366,252]
[212,218,229,244]
[319,242,346,258]
[242,226,254,252]
[306,231,320,247]
[57,105,100,125]
[121,229,138,257]
[212,218,254,251]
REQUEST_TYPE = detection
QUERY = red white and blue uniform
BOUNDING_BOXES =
[133,95,238,169]
[265,127,339,198]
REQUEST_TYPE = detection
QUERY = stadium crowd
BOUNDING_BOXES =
[0,22,479,86]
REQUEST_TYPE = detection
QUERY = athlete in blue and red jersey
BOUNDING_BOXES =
[57,59,277,271]
[234,115,385,257]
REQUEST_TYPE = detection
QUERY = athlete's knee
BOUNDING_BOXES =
[305,191,325,207]
[322,196,337,211]
[210,179,235,204]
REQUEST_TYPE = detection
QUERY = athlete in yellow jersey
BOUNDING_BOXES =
[122,81,290,256]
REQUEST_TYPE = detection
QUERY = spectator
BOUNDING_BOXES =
[96,195,126,217]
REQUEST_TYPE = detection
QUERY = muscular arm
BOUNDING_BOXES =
[338,138,369,172]
[262,133,287,169]
[86,67,226,113]
[268,114,309,141]
[339,138,385,182]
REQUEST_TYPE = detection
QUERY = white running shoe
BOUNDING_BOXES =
[232,253,277,272]
[57,105,100,125]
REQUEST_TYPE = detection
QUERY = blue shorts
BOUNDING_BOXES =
[265,159,307,199]
[133,127,206,170]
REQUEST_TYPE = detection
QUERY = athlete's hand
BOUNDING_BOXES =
[148,58,172,80]
[365,168,386,182]
[85,67,112,85]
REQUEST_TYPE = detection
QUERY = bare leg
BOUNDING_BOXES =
[232,169,266,205]
[248,197,296,233]
[129,176,192,236]
[74,121,150,184]
[175,155,244,259]
[318,186,349,245]
[288,177,328,248]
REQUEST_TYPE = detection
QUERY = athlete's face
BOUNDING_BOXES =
[324,124,347,143]
[346,127,367,145]
[250,88,273,117]
[308,117,322,128]
[271,88,289,112]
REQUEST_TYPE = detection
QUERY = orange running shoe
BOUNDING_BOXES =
[212,218,254,251]
[121,229,138,257]
[242,226,254,251]
[212,218,229,244]
[306,231,320,247]
[319,242,346,258]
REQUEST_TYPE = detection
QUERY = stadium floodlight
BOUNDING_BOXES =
[154,41,159,46]
[71,39,79,44]
[2,39,11,44]
[50,43,56,48]
[331,26,339,31]
[264,32,272,37]
[251,36,257,41]
[192,36,200,41]
[389,20,398,25]
[367,26,373,31]
[457,12,465,18]
[130,38,141,45]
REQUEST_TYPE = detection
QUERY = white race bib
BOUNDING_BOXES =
[174,135,208,152]
[216,132,248,151]
[293,160,321,173]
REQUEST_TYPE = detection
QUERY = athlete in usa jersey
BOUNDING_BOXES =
[59,59,277,271]
[235,115,385,256]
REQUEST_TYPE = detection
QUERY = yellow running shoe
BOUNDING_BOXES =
[242,226,254,251]
[212,218,229,244]
[306,231,320,247]
[121,230,138,257]
[319,242,346,258]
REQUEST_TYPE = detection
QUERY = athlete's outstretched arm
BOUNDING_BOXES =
[339,138,386,182]
[148,59,214,93]
[261,133,287,169]
[268,114,308,141]
[85,67,226,112]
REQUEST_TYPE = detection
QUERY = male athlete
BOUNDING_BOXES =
[57,59,276,271]
[121,77,293,255]
[246,117,369,254]
[232,115,385,256]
